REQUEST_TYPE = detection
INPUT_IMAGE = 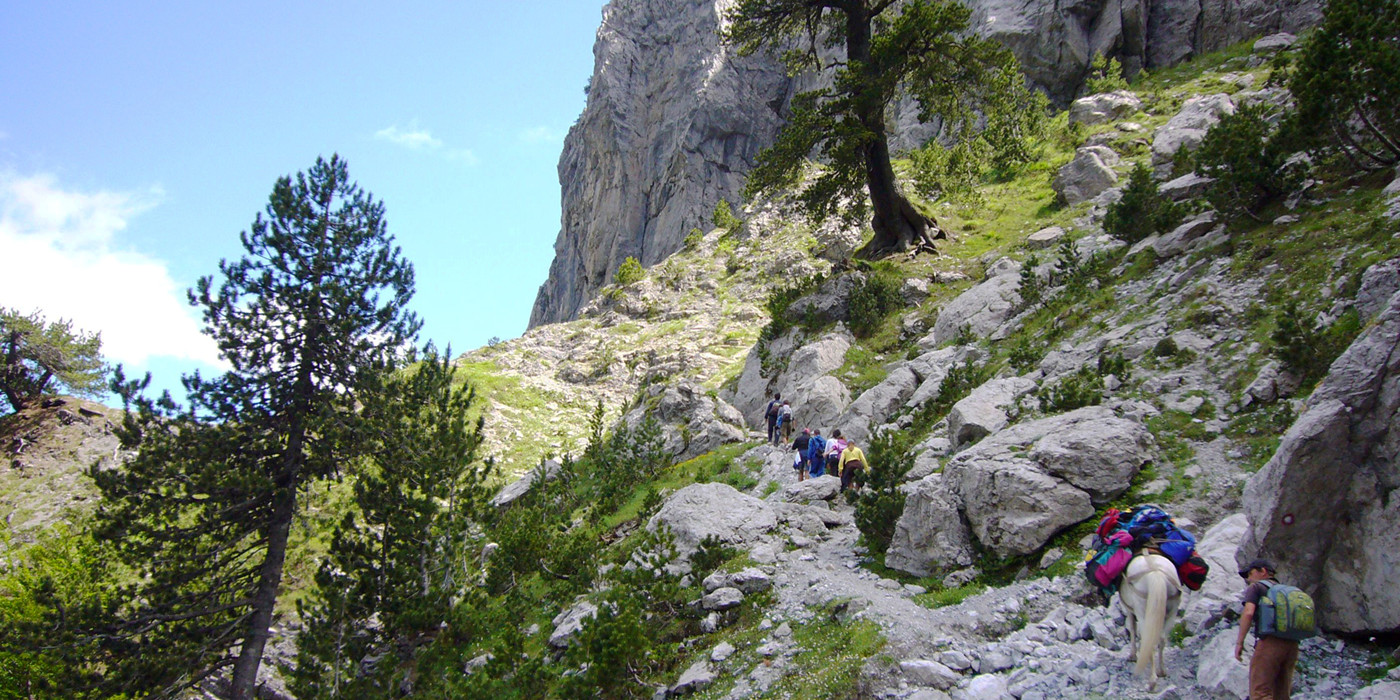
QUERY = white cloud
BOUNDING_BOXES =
[519,126,563,144]
[0,172,224,369]
[375,122,480,165]
[374,124,444,150]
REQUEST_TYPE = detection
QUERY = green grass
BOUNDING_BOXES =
[765,613,885,698]
[913,582,988,609]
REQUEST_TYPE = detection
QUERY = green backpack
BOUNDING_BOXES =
[1255,581,1318,641]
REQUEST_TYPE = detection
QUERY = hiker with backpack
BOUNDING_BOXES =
[791,429,811,482]
[1235,559,1314,700]
[824,429,847,479]
[838,439,866,492]
[765,393,782,444]
[806,429,827,478]
[778,401,794,443]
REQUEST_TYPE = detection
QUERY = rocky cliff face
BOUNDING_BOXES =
[528,0,1324,328]
[528,0,792,327]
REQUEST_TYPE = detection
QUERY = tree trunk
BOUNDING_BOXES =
[843,1,942,259]
[229,484,296,699]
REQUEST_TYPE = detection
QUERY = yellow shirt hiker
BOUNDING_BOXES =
[838,444,867,492]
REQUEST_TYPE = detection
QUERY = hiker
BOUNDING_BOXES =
[1235,559,1307,700]
[838,439,866,492]
[824,429,847,479]
[765,393,782,444]
[778,401,794,442]
[806,429,827,478]
[791,429,811,482]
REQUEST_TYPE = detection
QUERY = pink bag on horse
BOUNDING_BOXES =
[1088,531,1134,588]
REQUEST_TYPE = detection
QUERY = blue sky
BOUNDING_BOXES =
[1,1,606,402]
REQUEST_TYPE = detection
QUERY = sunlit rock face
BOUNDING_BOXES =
[528,0,1323,328]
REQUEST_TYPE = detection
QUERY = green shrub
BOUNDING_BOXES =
[683,228,703,250]
[713,199,743,232]
[1018,254,1044,309]
[1153,337,1180,357]
[1271,304,1362,389]
[1097,350,1131,381]
[1196,103,1304,220]
[1039,365,1104,414]
[848,267,904,338]
[850,430,915,555]
[1284,0,1400,170]
[613,256,645,286]
[1084,53,1129,95]
[1104,163,1183,243]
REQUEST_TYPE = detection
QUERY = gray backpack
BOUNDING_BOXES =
[1255,581,1317,641]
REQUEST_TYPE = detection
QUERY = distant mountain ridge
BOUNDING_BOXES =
[528,0,1324,328]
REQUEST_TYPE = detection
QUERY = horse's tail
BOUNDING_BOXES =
[1134,570,1168,679]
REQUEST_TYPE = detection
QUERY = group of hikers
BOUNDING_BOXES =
[765,393,867,492]
[1087,504,1315,699]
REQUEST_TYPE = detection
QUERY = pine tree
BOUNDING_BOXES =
[724,0,1046,257]
[88,155,419,699]
[292,350,494,698]
[1103,162,1182,243]
[1285,0,1400,169]
[0,307,107,413]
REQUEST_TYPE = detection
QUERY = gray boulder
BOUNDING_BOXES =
[1054,146,1121,205]
[624,380,746,461]
[946,452,1093,559]
[671,659,716,695]
[490,460,563,508]
[1181,514,1249,633]
[1068,91,1142,126]
[701,587,744,611]
[786,273,865,325]
[1152,211,1221,258]
[1240,289,1400,633]
[1196,627,1251,698]
[1253,33,1298,53]
[649,483,778,559]
[886,475,976,576]
[732,327,852,429]
[907,346,982,407]
[1354,682,1400,700]
[941,406,1150,558]
[549,600,599,648]
[930,263,1023,346]
[782,474,842,502]
[947,376,1037,449]
[900,659,961,690]
[1026,226,1066,249]
[1356,257,1400,323]
[834,366,919,445]
[1152,94,1236,175]
[1158,172,1214,201]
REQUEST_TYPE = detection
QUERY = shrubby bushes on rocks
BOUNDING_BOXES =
[1103,162,1183,243]
[1196,102,1304,220]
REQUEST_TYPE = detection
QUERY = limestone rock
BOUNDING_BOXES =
[732,328,852,429]
[1068,91,1142,126]
[1054,146,1121,205]
[726,567,774,595]
[901,659,961,690]
[1253,33,1298,53]
[1354,682,1400,700]
[549,600,599,648]
[946,452,1093,559]
[1158,172,1214,201]
[886,475,976,576]
[671,659,716,695]
[1027,412,1155,502]
[649,483,778,559]
[490,460,563,508]
[1181,514,1249,633]
[1196,627,1251,699]
[834,366,919,445]
[1026,226,1066,249]
[907,346,982,407]
[1152,94,1236,175]
[1152,211,1220,258]
[701,586,744,611]
[1356,257,1400,323]
[624,380,746,460]
[931,264,1023,346]
[947,376,1037,449]
[786,273,865,326]
[782,474,842,502]
[1240,290,1400,633]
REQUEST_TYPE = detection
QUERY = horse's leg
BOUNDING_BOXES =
[1122,594,1139,662]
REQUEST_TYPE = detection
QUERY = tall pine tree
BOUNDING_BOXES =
[292,350,494,698]
[89,155,418,699]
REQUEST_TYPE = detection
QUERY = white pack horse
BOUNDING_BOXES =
[1118,552,1182,688]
